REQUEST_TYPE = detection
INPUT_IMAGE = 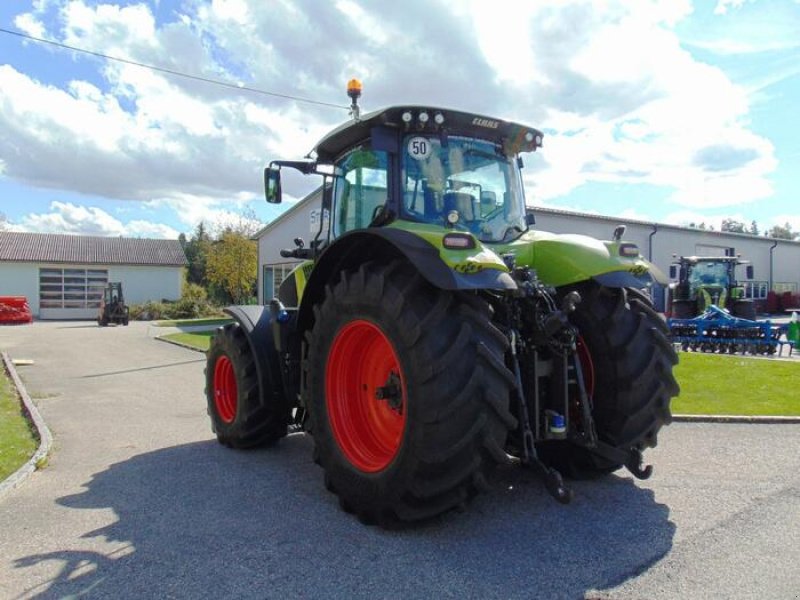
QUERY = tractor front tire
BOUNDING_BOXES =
[732,300,756,321]
[305,260,516,525]
[671,299,695,319]
[542,284,679,478]
[205,323,288,448]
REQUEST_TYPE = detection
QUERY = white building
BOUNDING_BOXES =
[255,189,800,313]
[0,232,186,319]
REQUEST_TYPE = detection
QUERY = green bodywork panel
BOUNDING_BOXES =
[385,221,509,275]
[383,223,661,288]
[291,224,662,302]
[494,229,663,287]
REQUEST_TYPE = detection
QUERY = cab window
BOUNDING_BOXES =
[333,148,389,236]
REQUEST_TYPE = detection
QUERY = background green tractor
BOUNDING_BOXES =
[205,86,678,526]
[668,255,756,320]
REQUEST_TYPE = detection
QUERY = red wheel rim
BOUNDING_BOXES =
[213,355,237,424]
[576,336,595,399]
[326,320,407,473]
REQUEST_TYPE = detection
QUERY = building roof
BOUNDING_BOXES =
[0,231,187,266]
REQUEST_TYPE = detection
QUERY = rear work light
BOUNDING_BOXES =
[442,233,476,249]
[619,243,640,257]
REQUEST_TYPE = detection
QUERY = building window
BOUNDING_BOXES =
[743,281,769,300]
[263,263,299,300]
[39,268,108,309]
[774,282,798,294]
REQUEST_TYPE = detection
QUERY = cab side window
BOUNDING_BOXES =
[334,148,389,236]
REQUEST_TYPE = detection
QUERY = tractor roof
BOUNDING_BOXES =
[313,106,544,162]
[680,256,749,265]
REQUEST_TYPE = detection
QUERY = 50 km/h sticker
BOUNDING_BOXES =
[407,137,432,160]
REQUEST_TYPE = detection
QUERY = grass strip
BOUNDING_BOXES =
[0,366,38,481]
[152,317,232,328]
[161,331,215,351]
[671,352,800,416]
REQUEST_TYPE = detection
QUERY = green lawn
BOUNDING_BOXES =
[162,332,799,417]
[152,317,232,328]
[161,330,216,351]
[671,352,800,416]
[0,367,38,481]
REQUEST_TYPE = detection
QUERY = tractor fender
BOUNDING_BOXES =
[507,230,668,289]
[222,305,290,409]
[296,229,516,334]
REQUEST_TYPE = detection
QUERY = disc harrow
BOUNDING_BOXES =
[668,305,785,355]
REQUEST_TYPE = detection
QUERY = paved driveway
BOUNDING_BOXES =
[1,321,798,599]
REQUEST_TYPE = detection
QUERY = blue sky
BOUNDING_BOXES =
[0,0,798,239]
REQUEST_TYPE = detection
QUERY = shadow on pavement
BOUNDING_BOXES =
[16,436,675,599]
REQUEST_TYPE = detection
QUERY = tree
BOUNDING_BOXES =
[749,220,759,235]
[721,218,746,234]
[765,222,799,240]
[183,222,213,286]
[0,211,7,231]
[206,231,258,304]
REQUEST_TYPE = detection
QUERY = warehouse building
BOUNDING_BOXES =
[255,188,800,314]
[0,231,186,319]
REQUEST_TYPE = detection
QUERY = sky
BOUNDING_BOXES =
[0,0,799,239]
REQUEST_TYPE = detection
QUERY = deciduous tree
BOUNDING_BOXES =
[206,231,258,304]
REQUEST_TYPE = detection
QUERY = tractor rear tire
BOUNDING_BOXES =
[305,260,516,525]
[540,284,678,478]
[205,323,288,448]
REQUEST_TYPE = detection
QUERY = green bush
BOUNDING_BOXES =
[129,283,225,321]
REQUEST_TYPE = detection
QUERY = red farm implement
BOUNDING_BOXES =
[0,296,33,325]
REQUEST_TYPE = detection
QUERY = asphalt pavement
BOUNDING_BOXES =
[1,321,798,600]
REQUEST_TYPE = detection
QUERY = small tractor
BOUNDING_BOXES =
[97,282,129,326]
[205,82,678,526]
[667,255,755,320]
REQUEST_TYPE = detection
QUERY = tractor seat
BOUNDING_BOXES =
[443,191,476,222]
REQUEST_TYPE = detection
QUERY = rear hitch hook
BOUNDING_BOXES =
[626,450,653,480]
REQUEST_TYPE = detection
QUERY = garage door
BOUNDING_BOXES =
[39,267,108,320]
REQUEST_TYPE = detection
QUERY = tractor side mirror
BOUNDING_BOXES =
[669,265,678,280]
[746,265,754,279]
[265,167,282,204]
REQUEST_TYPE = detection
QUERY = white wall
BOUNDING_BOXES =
[0,262,41,314]
[0,262,183,318]
[257,190,322,304]
[107,265,183,304]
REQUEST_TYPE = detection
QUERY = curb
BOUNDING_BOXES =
[0,351,53,500]
[672,414,800,424]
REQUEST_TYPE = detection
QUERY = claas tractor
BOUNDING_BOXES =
[97,282,129,326]
[204,83,678,526]
[667,255,755,320]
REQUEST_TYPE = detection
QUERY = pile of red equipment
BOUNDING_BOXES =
[0,296,33,324]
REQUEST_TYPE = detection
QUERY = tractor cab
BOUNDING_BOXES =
[669,255,754,318]
[264,104,542,257]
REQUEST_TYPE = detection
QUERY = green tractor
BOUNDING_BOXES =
[205,85,678,525]
[668,255,756,320]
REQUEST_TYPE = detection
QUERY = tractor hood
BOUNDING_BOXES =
[495,230,668,288]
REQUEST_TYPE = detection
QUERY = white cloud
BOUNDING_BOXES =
[15,201,180,238]
[714,0,753,15]
[0,0,780,220]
